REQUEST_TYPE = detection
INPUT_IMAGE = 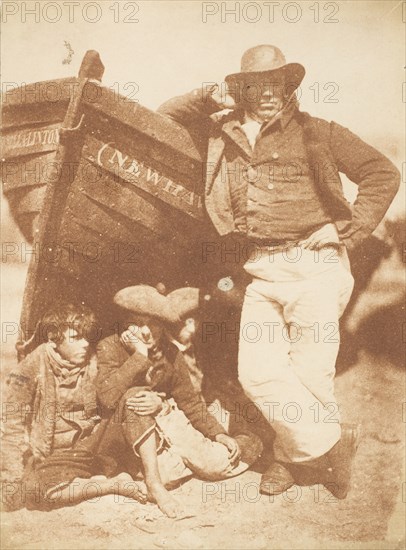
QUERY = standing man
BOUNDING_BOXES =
[158,45,400,498]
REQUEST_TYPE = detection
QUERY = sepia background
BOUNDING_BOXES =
[1,1,405,549]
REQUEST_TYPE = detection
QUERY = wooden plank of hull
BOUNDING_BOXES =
[85,114,203,199]
[34,205,205,322]
[2,85,206,242]
[1,113,60,240]
[82,83,204,188]
[2,150,56,242]
[83,136,204,222]
[5,185,47,243]
[2,123,60,159]
[82,83,201,162]
[42,146,213,295]
[8,185,47,213]
[57,164,204,257]
[54,217,196,287]
[2,151,58,192]
[17,74,91,340]
[2,77,76,129]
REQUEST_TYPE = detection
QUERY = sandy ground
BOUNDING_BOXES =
[1,263,405,550]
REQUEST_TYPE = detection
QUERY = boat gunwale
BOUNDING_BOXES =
[2,78,203,166]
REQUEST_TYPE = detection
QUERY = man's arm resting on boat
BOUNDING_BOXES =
[157,87,222,125]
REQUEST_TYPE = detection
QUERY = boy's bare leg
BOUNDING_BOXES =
[47,472,147,507]
[138,431,184,518]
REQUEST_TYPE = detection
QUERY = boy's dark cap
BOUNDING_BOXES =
[114,285,200,325]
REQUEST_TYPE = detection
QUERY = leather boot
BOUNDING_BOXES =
[260,462,295,496]
[234,432,263,469]
[324,423,361,499]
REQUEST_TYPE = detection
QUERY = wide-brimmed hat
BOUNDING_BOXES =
[225,45,305,91]
[113,285,200,326]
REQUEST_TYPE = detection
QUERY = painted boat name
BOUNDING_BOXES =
[96,142,203,213]
[4,128,59,149]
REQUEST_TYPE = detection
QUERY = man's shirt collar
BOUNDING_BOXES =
[220,101,299,156]
[252,99,298,132]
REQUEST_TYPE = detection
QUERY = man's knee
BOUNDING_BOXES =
[238,369,271,392]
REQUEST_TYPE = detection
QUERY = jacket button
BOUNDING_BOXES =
[272,152,279,160]
[267,183,274,190]
[245,165,258,182]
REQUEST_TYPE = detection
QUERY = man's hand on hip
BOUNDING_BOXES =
[300,223,340,250]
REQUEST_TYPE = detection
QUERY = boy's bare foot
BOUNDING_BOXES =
[147,482,184,518]
[105,472,147,503]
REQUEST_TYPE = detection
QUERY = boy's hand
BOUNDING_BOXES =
[120,325,156,357]
[215,433,241,465]
[126,390,166,416]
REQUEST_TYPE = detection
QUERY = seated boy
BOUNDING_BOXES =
[96,285,262,518]
[1,303,146,511]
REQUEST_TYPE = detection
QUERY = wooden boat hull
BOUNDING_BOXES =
[2,52,227,344]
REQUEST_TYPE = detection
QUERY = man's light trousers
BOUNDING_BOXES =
[238,245,354,462]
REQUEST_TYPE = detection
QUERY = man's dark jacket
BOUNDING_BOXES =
[158,89,400,251]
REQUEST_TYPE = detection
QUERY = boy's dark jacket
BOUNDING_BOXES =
[96,335,226,440]
[1,344,98,482]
